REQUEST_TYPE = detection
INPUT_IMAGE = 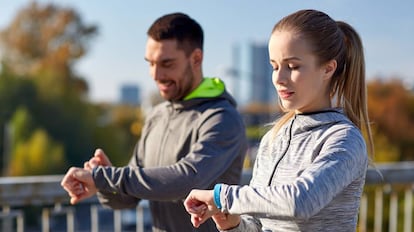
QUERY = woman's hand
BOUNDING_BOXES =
[184,189,219,228]
[212,213,241,231]
[184,189,241,230]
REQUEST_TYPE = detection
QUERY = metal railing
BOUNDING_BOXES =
[0,162,414,232]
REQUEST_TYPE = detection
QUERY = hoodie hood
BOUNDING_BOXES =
[292,109,352,134]
[170,77,237,110]
[184,77,225,100]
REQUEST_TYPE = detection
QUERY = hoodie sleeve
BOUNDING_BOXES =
[93,144,141,209]
[220,215,263,232]
[92,105,247,205]
[219,125,367,221]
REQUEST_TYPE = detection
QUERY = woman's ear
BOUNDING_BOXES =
[323,59,337,80]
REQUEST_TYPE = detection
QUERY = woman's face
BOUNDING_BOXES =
[268,30,334,113]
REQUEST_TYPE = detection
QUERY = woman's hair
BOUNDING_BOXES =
[147,12,204,56]
[271,9,374,157]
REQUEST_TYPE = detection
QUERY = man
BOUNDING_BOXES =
[61,12,247,232]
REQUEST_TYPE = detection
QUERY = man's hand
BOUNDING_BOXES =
[84,148,112,171]
[61,167,97,204]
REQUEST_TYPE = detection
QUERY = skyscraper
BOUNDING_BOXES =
[231,41,276,106]
[120,84,140,106]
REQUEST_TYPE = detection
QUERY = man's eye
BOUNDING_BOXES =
[163,62,174,68]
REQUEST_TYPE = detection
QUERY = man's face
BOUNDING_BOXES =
[145,38,199,101]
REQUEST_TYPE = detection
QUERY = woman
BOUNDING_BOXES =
[184,9,374,231]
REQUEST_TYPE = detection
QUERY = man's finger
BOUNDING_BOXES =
[84,161,91,170]
[94,148,112,166]
[61,167,78,188]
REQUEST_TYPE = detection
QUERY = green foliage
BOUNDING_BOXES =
[7,128,66,176]
[90,104,143,166]
[0,69,142,175]
[0,1,142,174]
[34,94,95,166]
[245,125,268,140]
[0,72,38,119]
[10,106,35,145]
[0,73,39,172]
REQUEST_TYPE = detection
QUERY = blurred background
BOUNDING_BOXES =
[0,0,414,231]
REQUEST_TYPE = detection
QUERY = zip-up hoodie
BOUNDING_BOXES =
[218,109,368,232]
[93,78,248,232]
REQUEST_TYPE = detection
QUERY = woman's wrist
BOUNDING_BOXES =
[213,183,222,209]
[214,214,241,231]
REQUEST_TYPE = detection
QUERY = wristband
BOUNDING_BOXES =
[213,183,222,209]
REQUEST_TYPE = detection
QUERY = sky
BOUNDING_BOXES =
[1,0,414,103]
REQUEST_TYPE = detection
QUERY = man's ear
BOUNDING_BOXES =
[191,48,203,67]
[323,59,337,80]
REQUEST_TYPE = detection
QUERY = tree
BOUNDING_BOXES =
[0,1,101,174]
[0,72,38,173]
[367,78,414,161]
[7,128,66,176]
[92,104,144,166]
[0,1,97,97]
[10,106,35,147]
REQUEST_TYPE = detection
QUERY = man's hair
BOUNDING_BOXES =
[147,12,204,56]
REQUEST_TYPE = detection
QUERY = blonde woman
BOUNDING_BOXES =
[184,9,374,232]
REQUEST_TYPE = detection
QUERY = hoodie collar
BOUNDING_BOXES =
[184,77,225,100]
[292,108,350,133]
[168,77,236,110]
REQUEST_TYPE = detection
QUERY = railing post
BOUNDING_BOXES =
[1,206,24,232]
[374,187,384,232]
[389,190,398,232]
[114,209,122,232]
[16,211,24,232]
[66,206,75,232]
[136,204,144,232]
[404,186,413,232]
[359,193,367,232]
[2,163,414,231]
[113,209,122,232]
[42,207,50,232]
[42,203,75,232]
[91,205,99,232]
[1,206,12,232]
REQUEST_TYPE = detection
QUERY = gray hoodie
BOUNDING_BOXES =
[219,109,368,232]
[92,78,248,232]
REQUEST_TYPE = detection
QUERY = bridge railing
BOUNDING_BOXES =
[1,162,414,232]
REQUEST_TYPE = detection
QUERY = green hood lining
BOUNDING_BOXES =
[184,77,225,100]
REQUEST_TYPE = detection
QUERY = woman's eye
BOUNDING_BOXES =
[289,66,299,70]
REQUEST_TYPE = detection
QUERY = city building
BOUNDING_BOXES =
[120,84,140,106]
[230,41,276,107]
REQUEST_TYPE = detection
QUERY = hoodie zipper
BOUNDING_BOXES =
[157,104,172,165]
[267,115,295,186]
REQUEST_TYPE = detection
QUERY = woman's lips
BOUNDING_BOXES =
[278,89,294,99]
